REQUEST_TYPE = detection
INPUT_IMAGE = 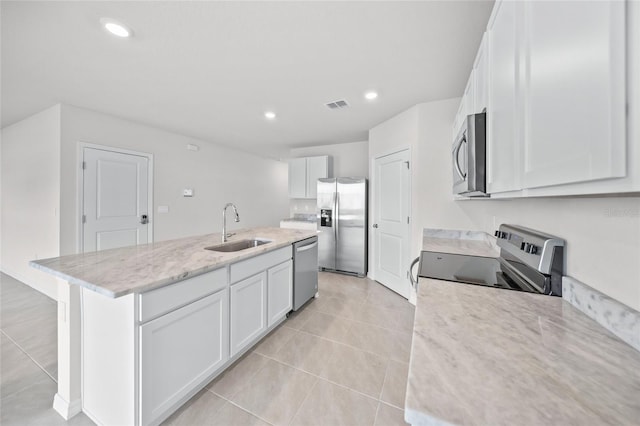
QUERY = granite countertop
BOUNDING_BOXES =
[30,227,316,298]
[406,231,640,425]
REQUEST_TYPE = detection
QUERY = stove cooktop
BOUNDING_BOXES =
[418,251,540,294]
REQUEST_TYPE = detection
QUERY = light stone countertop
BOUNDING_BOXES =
[407,232,640,425]
[30,227,317,298]
[422,236,499,258]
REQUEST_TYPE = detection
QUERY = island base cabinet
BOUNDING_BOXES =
[140,289,229,426]
[267,260,293,327]
[230,272,267,358]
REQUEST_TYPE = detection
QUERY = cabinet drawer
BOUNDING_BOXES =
[230,246,292,284]
[139,267,227,323]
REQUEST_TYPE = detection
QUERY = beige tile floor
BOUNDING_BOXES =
[1,271,414,426]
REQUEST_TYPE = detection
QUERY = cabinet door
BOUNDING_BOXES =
[288,158,307,199]
[306,156,328,199]
[140,289,228,425]
[230,272,267,357]
[473,33,488,113]
[267,260,293,327]
[522,1,626,189]
[487,0,522,193]
[463,71,475,117]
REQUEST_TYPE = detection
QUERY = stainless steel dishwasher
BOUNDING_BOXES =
[293,236,318,310]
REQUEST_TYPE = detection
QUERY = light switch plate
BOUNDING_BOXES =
[157,205,169,213]
[183,189,194,197]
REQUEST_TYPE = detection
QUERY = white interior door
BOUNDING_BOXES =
[83,147,151,252]
[373,150,410,298]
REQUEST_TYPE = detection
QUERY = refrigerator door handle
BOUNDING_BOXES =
[334,191,338,241]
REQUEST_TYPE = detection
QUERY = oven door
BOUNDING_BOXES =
[452,124,469,194]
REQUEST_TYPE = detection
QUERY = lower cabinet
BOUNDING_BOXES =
[267,260,293,327]
[230,272,267,357]
[140,289,229,425]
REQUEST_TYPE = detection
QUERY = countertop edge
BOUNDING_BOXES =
[31,229,317,298]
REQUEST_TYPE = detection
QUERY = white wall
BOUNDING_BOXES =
[59,105,290,255]
[370,97,640,311]
[289,140,369,216]
[1,105,61,299]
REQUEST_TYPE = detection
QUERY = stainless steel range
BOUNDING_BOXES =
[418,225,565,295]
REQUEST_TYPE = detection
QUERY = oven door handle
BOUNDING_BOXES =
[409,257,420,288]
[454,136,467,180]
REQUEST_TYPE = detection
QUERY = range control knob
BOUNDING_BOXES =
[520,242,527,251]
[526,244,539,255]
[521,242,531,252]
[494,231,508,239]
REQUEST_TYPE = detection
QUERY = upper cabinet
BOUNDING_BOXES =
[486,0,522,194]
[473,33,488,114]
[473,0,632,197]
[521,0,626,190]
[288,155,331,199]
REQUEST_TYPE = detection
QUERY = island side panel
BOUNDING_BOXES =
[82,288,137,425]
[53,278,82,420]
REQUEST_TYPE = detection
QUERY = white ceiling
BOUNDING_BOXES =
[1,1,493,158]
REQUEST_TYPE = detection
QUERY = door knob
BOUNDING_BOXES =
[140,214,149,225]
[372,223,378,228]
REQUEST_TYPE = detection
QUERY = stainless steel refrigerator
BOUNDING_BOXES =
[317,177,367,277]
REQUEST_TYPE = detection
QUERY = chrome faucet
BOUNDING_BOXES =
[222,203,240,243]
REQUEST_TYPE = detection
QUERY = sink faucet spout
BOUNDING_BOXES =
[222,203,240,243]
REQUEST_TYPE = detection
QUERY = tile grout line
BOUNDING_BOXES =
[373,400,383,426]
[0,329,57,384]
[256,351,384,406]
[283,321,410,366]
[286,376,320,426]
[305,296,415,335]
[378,358,392,401]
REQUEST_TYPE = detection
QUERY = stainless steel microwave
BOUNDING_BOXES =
[452,112,487,196]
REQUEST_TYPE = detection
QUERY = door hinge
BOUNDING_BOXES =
[407,216,410,224]
[82,214,86,223]
[404,161,410,169]
[82,161,86,170]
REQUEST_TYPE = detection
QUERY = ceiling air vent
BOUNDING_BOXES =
[325,99,349,110]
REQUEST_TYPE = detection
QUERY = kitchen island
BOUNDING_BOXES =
[31,227,317,426]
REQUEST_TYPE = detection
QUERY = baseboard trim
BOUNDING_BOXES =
[53,393,82,420]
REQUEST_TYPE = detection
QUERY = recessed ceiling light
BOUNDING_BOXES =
[100,18,133,38]
[364,91,379,100]
[264,111,276,120]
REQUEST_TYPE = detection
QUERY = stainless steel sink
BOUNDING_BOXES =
[205,238,272,252]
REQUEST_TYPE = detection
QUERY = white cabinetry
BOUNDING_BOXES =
[521,0,626,189]
[288,155,331,199]
[229,246,293,357]
[267,260,293,327]
[486,0,522,194]
[473,33,488,113]
[306,156,328,199]
[483,0,627,196]
[230,272,267,357]
[140,289,228,425]
[288,158,307,199]
[79,243,297,426]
